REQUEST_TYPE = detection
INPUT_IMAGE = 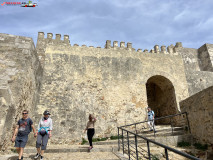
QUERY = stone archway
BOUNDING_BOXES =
[146,75,178,124]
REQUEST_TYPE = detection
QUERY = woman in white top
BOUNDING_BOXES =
[84,114,96,149]
[34,110,53,160]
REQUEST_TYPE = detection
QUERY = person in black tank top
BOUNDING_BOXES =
[84,114,96,150]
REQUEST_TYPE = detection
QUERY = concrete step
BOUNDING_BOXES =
[22,145,119,154]
[121,146,197,160]
[1,152,120,160]
[83,139,147,146]
[122,134,193,147]
[128,126,186,135]
[82,134,192,149]
[138,130,185,138]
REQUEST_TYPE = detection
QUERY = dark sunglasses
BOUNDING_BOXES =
[22,113,28,115]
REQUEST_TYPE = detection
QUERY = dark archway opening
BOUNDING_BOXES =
[146,75,178,124]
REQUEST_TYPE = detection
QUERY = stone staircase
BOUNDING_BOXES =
[0,125,207,160]
[117,125,209,160]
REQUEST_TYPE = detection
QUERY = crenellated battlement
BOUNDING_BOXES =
[103,39,182,55]
[37,32,71,45]
[36,32,183,58]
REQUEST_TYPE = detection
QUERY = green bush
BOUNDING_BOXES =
[92,137,108,142]
[81,138,88,145]
[100,137,108,141]
[152,155,160,160]
[177,141,191,147]
[193,143,208,151]
[92,138,98,142]
[110,135,123,140]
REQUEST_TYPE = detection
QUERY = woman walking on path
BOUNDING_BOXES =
[34,110,53,160]
[84,114,96,150]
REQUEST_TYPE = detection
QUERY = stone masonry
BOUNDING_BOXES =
[180,86,213,145]
[0,33,42,150]
[0,32,213,149]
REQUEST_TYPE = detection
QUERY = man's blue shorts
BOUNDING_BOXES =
[14,135,28,148]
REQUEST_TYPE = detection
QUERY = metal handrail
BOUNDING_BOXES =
[117,112,198,160]
[120,112,189,129]
[120,112,191,137]
[118,127,200,160]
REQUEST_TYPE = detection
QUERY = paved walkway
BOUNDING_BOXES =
[0,152,120,160]
[0,144,120,160]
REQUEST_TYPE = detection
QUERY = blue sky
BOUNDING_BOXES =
[0,0,213,50]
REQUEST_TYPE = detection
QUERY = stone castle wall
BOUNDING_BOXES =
[0,33,42,150]
[0,32,213,147]
[180,86,213,145]
[34,33,189,144]
[175,45,213,96]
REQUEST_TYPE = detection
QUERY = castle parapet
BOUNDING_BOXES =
[36,32,182,57]
[144,49,148,53]
[137,49,142,52]
[127,42,132,49]
[38,32,44,39]
[167,46,174,54]
[120,42,125,48]
[173,42,182,54]
[175,42,182,48]
[150,49,155,53]
[64,35,70,44]
[154,45,160,53]
[105,40,111,49]
[47,33,53,39]
[161,46,167,53]
[113,41,118,48]
[55,34,61,41]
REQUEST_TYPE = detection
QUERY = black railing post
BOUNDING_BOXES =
[127,131,130,160]
[135,135,139,160]
[147,141,151,160]
[122,129,124,154]
[185,112,191,134]
[165,148,169,160]
[170,117,174,135]
[118,127,120,151]
[135,124,137,134]
[153,119,156,137]
[119,114,201,160]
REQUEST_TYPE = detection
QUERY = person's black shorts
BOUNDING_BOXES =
[14,135,28,148]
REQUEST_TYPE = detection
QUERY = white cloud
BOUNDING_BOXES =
[0,0,213,50]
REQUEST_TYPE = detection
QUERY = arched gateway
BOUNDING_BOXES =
[146,75,178,124]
